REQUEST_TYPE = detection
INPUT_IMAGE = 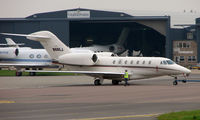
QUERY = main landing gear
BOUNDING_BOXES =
[112,80,120,85]
[94,78,104,86]
[94,79,121,86]
[94,79,101,86]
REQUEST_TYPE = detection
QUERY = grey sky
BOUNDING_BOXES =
[0,0,200,18]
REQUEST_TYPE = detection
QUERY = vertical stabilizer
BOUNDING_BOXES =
[5,38,17,46]
[116,27,130,45]
[27,31,71,60]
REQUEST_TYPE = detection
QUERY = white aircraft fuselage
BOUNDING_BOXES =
[0,47,52,67]
[63,56,190,80]
[1,31,191,85]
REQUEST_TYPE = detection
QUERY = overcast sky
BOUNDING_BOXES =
[0,0,200,18]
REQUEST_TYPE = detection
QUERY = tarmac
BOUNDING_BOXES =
[0,70,200,120]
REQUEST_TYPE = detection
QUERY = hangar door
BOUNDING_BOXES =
[70,19,169,57]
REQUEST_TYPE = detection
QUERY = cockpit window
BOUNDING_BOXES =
[163,61,167,65]
[166,60,174,65]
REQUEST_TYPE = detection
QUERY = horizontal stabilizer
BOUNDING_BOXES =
[1,33,50,40]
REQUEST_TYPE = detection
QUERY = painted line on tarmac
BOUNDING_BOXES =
[73,113,160,120]
[0,100,15,104]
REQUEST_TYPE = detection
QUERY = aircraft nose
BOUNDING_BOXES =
[180,66,191,74]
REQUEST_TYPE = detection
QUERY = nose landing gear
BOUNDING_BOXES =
[173,76,188,85]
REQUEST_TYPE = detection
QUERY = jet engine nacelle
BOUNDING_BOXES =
[58,53,98,65]
[0,48,19,58]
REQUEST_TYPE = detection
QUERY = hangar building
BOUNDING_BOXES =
[0,8,173,59]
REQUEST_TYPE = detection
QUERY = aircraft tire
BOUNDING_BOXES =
[94,79,101,86]
[173,80,178,85]
[29,72,36,76]
[16,71,22,76]
[112,80,119,85]
[182,80,187,83]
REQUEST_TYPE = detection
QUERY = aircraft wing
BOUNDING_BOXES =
[0,63,53,68]
[25,70,124,78]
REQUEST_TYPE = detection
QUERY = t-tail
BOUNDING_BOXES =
[1,31,71,60]
[116,27,130,45]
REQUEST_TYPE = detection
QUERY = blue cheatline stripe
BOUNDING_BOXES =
[0,58,52,62]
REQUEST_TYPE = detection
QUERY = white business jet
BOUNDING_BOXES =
[0,38,53,76]
[71,27,129,55]
[1,31,191,85]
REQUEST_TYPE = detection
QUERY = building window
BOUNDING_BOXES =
[183,43,186,48]
[176,43,179,48]
[180,56,185,62]
[186,42,190,48]
[192,56,196,61]
[179,43,182,48]
[188,56,192,62]
[187,32,193,40]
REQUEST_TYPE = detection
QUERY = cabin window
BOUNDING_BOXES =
[124,60,128,64]
[136,61,139,64]
[29,54,34,58]
[37,54,41,58]
[118,59,122,64]
[149,61,151,64]
[142,61,145,64]
[113,60,116,64]
[44,54,48,58]
[160,61,163,64]
[130,60,133,64]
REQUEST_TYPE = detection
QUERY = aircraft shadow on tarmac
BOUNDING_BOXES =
[50,82,170,87]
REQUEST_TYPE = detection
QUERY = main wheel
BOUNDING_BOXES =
[29,72,36,76]
[182,80,187,83]
[16,71,22,76]
[173,80,178,85]
[112,80,119,85]
[94,79,101,86]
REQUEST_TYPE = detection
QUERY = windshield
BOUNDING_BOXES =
[166,60,175,65]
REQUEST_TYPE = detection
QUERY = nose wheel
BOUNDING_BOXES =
[173,77,188,85]
[173,80,178,85]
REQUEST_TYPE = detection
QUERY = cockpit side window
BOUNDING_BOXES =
[163,61,167,65]
[160,61,163,64]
